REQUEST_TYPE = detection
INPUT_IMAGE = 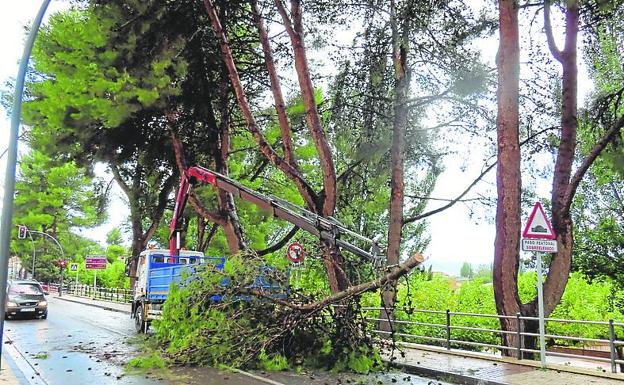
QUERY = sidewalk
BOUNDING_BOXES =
[1,354,24,385]
[54,293,131,314]
[390,343,624,385]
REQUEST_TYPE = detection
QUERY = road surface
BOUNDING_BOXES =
[3,297,454,385]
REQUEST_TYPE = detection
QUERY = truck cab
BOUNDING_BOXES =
[134,248,206,300]
[132,248,220,332]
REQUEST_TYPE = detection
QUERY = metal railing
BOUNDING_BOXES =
[50,283,133,303]
[364,307,624,374]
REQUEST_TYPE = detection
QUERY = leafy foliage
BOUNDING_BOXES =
[10,150,105,281]
[387,272,624,350]
[571,9,624,293]
[154,254,381,372]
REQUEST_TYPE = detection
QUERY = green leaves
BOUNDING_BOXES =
[10,150,107,282]
[25,6,186,132]
[152,253,378,371]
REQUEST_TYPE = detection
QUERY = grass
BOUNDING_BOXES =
[126,352,167,370]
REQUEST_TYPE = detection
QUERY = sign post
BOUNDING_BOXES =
[85,256,107,299]
[521,201,557,368]
[71,263,79,293]
[58,259,67,297]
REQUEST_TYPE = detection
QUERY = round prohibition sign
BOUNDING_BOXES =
[286,242,305,263]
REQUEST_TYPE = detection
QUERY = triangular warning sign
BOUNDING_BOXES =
[522,202,556,239]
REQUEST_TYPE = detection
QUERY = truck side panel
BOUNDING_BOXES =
[146,257,225,301]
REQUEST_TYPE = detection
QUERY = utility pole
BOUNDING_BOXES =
[0,0,52,368]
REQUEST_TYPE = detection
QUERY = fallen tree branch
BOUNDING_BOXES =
[255,253,424,312]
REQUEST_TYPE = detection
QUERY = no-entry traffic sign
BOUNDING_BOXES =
[85,256,107,270]
[286,242,305,263]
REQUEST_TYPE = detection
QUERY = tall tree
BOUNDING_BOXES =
[460,262,474,278]
[494,0,624,354]
[573,3,624,292]
[494,0,523,353]
[11,150,105,281]
[22,6,187,281]
[204,0,351,292]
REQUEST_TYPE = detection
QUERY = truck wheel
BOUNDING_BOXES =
[134,304,146,333]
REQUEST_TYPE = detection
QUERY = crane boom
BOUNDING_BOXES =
[169,166,383,263]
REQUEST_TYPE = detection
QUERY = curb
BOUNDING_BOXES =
[2,338,48,385]
[1,352,30,385]
[53,296,131,314]
[230,368,287,385]
[394,341,624,381]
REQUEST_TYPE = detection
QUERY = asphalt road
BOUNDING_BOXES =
[3,297,161,385]
[3,297,454,385]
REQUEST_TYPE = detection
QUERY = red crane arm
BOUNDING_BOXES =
[168,167,217,259]
[168,166,383,263]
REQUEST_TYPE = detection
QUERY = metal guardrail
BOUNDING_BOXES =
[46,284,624,374]
[363,306,624,374]
[49,283,133,303]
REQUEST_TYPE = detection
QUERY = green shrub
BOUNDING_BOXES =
[258,351,290,371]
[153,253,379,372]
[386,271,624,350]
[126,352,167,370]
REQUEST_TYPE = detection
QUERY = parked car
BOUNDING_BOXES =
[4,280,48,320]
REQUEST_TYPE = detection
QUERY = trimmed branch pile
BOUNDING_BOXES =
[153,253,423,370]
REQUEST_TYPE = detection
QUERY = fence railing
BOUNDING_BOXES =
[46,283,623,374]
[50,283,133,303]
[364,307,624,374]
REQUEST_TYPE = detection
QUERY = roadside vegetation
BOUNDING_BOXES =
[387,271,624,350]
[152,253,385,372]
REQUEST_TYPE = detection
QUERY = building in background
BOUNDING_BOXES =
[8,256,26,279]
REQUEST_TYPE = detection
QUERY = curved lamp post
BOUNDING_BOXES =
[0,0,52,367]
[29,230,65,260]
[29,230,66,297]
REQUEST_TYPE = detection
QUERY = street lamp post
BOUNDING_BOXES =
[28,230,65,295]
[28,230,36,277]
[0,0,52,368]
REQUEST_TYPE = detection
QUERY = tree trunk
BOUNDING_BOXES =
[214,70,247,254]
[128,218,147,288]
[380,0,409,334]
[536,0,579,318]
[494,1,585,357]
[275,0,337,217]
[321,241,350,293]
[204,0,348,293]
[520,315,539,359]
[110,161,176,287]
[494,0,523,357]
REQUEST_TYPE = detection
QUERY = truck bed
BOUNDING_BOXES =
[146,257,225,301]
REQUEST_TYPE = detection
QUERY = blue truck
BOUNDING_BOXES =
[131,248,284,333]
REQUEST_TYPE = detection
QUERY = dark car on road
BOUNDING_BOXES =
[4,280,48,320]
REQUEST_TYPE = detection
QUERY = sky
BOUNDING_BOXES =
[0,1,591,276]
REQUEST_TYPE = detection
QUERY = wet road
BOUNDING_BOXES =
[3,297,161,385]
[3,297,455,385]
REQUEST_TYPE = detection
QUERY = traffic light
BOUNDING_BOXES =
[17,225,28,239]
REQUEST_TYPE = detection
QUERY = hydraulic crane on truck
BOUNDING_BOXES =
[168,166,384,264]
[130,166,385,333]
